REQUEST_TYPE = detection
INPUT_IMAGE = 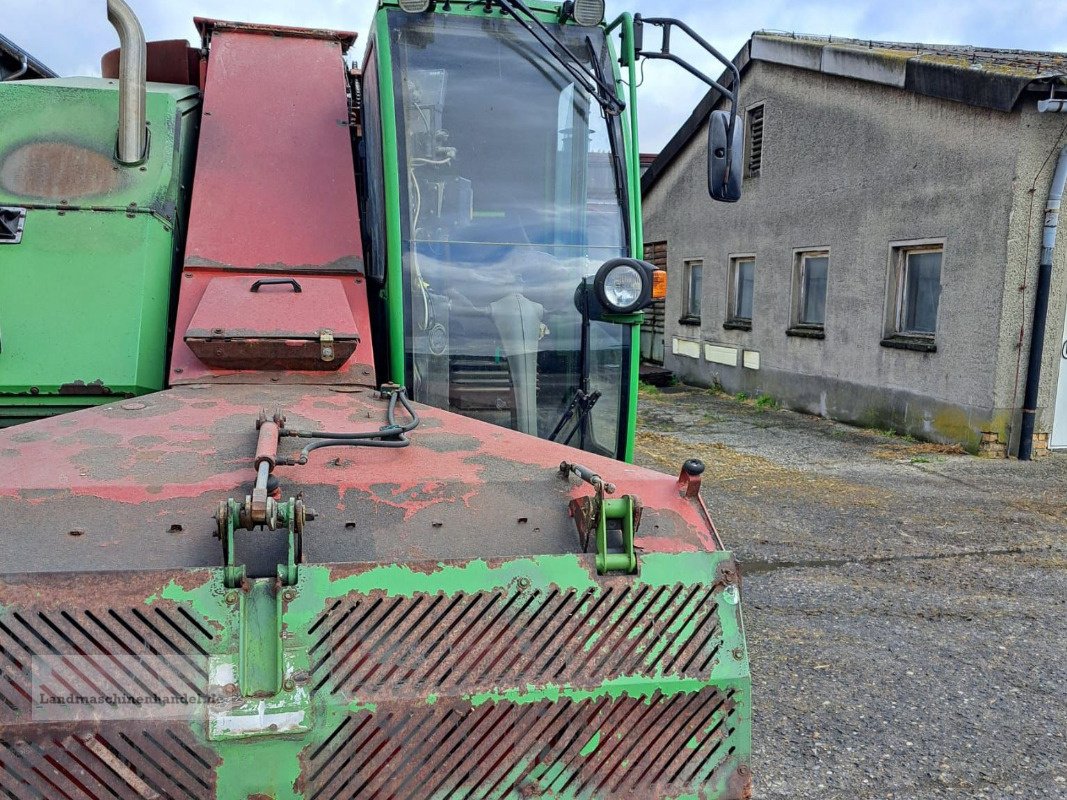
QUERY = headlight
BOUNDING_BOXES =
[593,258,664,315]
[602,265,643,309]
[399,0,431,12]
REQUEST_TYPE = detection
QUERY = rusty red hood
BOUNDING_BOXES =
[0,385,721,575]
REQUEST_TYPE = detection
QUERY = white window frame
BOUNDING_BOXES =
[681,259,703,322]
[886,241,945,339]
[792,249,830,329]
[727,254,756,326]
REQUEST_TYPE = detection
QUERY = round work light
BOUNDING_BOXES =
[593,258,663,315]
[399,0,432,12]
[602,265,643,310]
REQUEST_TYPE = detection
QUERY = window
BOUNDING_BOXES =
[788,251,828,337]
[745,104,764,177]
[681,260,702,323]
[726,256,755,330]
[883,243,943,351]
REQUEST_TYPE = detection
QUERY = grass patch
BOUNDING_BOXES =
[638,381,662,396]
[755,394,777,411]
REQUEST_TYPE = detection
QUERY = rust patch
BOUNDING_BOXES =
[0,141,123,200]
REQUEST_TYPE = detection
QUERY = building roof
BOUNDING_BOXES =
[642,32,1067,197]
[0,32,56,81]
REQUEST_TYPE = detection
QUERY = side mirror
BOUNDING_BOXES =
[708,110,743,203]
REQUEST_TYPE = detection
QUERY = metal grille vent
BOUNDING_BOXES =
[746,105,764,177]
[309,581,724,698]
[0,604,219,799]
[1,727,216,800]
[305,691,741,800]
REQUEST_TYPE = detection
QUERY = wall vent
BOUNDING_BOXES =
[746,105,764,177]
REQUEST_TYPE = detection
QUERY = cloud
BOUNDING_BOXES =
[8,0,1066,151]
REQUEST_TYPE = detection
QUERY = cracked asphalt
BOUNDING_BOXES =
[634,385,1067,800]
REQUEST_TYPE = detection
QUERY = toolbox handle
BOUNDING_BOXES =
[251,278,303,294]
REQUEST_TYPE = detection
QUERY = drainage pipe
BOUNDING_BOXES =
[5,55,29,81]
[1018,130,1067,459]
[106,0,147,164]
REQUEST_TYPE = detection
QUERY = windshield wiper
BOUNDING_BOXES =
[586,36,629,210]
[490,0,625,116]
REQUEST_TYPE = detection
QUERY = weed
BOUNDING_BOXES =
[638,381,661,395]
[755,394,776,411]
[735,392,749,403]
[910,456,932,465]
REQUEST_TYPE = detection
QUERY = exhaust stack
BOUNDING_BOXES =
[106,0,147,164]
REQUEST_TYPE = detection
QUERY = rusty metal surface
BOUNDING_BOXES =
[308,572,733,697]
[182,30,362,274]
[102,40,200,86]
[0,385,721,574]
[0,554,749,799]
[170,23,374,387]
[171,270,376,384]
[0,571,220,798]
[303,691,744,799]
[184,275,361,371]
[194,18,358,51]
[0,142,123,200]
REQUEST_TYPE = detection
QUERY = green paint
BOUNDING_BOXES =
[375,10,407,385]
[465,674,711,708]
[239,580,282,696]
[607,13,643,464]
[0,78,198,426]
[579,730,601,756]
[55,545,749,797]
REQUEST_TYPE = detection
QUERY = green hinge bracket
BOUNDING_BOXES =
[208,496,312,739]
[560,461,639,575]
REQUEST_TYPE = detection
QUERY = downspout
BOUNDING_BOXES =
[1018,101,1067,460]
[5,55,29,81]
[106,0,148,165]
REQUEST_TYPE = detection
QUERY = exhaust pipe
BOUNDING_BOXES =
[107,0,147,164]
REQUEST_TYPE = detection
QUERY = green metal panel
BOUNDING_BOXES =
[0,551,750,798]
[169,551,751,798]
[0,78,199,214]
[0,78,199,424]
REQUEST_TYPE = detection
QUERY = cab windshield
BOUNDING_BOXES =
[389,10,630,458]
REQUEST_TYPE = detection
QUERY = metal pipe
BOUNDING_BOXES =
[106,0,147,164]
[5,55,29,82]
[1018,138,1067,459]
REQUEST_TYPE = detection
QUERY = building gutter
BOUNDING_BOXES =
[1018,100,1067,460]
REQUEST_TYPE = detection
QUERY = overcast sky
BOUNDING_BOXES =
[6,1,1067,150]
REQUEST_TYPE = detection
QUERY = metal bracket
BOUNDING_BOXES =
[319,329,336,362]
[215,496,304,589]
[0,207,26,245]
[561,462,640,575]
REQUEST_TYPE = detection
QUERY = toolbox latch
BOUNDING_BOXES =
[319,330,335,363]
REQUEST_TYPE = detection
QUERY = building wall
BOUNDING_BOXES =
[996,102,1067,451]
[644,59,1067,452]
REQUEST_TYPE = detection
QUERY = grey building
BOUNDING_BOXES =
[642,33,1067,455]
[0,33,56,82]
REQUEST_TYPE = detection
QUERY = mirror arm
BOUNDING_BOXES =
[634,15,742,163]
